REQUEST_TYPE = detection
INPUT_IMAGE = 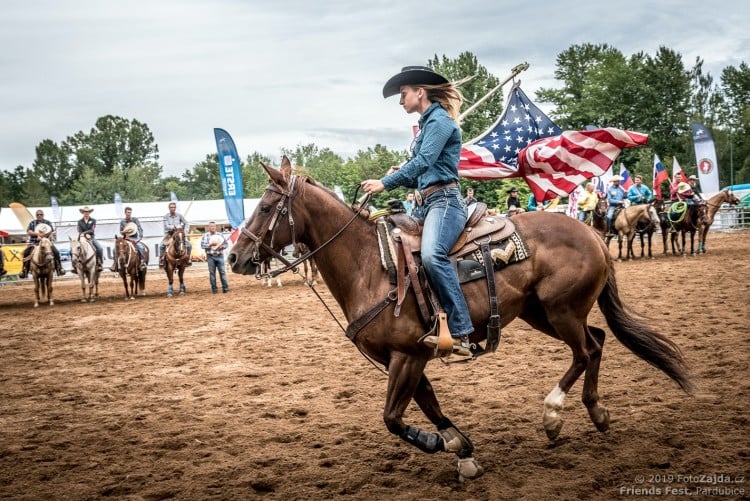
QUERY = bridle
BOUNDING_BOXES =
[74,236,96,270]
[239,175,370,279]
[116,238,137,269]
[169,229,186,260]
[31,238,54,271]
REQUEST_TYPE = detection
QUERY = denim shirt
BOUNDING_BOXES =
[381,102,461,192]
[606,185,626,206]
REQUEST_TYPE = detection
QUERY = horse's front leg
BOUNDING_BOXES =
[178,266,186,295]
[384,352,483,480]
[413,371,484,480]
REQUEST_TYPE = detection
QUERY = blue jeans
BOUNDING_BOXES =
[90,237,103,261]
[414,186,473,338]
[606,206,617,231]
[207,254,228,292]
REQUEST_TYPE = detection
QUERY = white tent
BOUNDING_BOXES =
[0,199,260,239]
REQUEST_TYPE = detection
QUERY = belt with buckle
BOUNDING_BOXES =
[417,182,457,204]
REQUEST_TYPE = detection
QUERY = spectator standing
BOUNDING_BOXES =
[200,221,229,293]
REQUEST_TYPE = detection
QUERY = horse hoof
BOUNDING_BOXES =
[34,303,39,308]
[589,407,610,432]
[49,301,54,306]
[457,457,484,480]
[81,298,87,303]
[179,291,185,296]
[544,419,564,441]
[167,293,173,298]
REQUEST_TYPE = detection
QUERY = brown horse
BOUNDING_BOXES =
[114,236,147,299]
[164,228,189,297]
[652,199,674,255]
[590,195,608,237]
[29,237,55,307]
[606,204,660,261]
[667,202,705,256]
[228,158,693,479]
[696,190,742,253]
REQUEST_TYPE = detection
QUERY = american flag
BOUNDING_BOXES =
[458,83,648,201]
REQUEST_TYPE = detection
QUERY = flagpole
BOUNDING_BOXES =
[457,62,529,122]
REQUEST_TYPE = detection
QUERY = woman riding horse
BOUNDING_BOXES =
[228,158,693,480]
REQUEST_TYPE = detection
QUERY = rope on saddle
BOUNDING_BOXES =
[668,201,688,225]
[375,217,397,283]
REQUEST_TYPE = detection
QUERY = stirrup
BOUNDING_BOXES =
[422,335,472,357]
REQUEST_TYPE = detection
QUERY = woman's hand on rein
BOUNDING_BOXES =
[360,179,385,194]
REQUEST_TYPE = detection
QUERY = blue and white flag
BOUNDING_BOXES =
[691,123,720,195]
[50,196,61,222]
[213,128,245,228]
[114,192,123,218]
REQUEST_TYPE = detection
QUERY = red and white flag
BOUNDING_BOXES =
[457,84,648,201]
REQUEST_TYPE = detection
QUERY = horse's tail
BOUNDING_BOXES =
[597,260,694,394]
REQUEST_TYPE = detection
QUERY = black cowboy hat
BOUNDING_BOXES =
[508,187,518,193]
[382,66,449,98]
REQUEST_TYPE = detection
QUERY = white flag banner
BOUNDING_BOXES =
[672,157,686,183]
[691,123,720,195]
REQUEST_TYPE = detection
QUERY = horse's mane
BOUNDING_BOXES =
[290,175,374,220]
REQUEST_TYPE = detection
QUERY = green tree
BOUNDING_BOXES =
[718,62,750,184]
[181,154,223,200]
[0,166,29,205]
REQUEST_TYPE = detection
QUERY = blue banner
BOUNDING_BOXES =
[213,128,245,228]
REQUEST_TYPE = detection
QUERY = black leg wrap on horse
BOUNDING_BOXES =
[400,425,443,454]
[436,417,454,431]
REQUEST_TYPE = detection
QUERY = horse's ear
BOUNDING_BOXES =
[260,160,288,187]
[279,155,293,179]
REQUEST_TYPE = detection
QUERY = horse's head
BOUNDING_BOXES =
[171,227,186,254]
[652,198,665,212]
[724,190,741,206]
[35,237,55,265]
[646,205,661,227]
[594,197,608,216]
[229,156,303,275]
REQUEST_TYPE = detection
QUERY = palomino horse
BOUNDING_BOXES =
[70,235,100,302]
[29,237,55,307]
[293,242,319,286]
[114,236,147,299]
[696,190,742,254]
[228,158,693,479]
[164,228,189,297]
[606,203,660,261]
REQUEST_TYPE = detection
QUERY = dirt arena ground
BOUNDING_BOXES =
[1,230,748,500]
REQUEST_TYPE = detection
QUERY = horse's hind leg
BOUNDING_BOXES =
[524,311,589,440]
[582,326,609,432]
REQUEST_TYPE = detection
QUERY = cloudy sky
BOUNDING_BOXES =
[1,0,748,178]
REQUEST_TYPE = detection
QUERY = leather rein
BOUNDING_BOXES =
[238,175,371,280]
